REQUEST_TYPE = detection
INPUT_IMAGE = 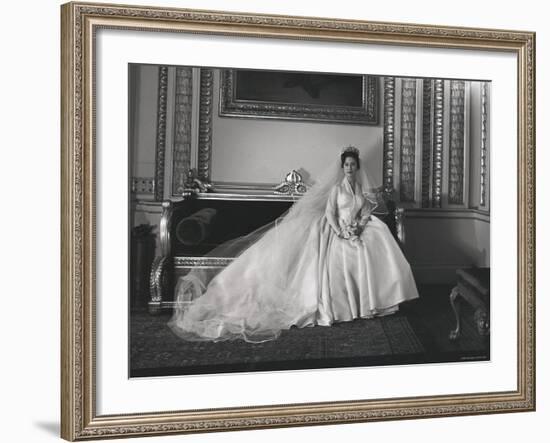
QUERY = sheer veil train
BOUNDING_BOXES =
[168,150,410,343]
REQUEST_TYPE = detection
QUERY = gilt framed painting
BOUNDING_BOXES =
[61,1,535,440]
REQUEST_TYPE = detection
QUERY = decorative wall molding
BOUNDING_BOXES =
[448,80,466,205]
[421,80,433,207]
[399,79,417,202]
[382,77,396,196]
[431,79,444,208]
[171,67,194,195]
[131,177,155,194]
[480,82,489,208]
[154,66,168,201]
[404,207,490,222]
[197,68,214,182]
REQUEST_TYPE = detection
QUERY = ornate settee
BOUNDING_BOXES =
[148,187,405,314]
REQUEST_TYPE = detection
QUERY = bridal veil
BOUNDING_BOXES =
[168,151,385,342]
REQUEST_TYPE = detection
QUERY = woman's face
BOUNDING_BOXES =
[343,156,358,179]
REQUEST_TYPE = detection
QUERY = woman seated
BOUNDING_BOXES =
[169,146,419,342]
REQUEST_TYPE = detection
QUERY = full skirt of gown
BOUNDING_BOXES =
[168,213,420,343]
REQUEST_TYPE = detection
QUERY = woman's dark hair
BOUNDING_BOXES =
[340,150,360,169]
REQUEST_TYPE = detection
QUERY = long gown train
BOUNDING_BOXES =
[168,177,419,343]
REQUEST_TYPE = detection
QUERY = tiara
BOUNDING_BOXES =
[341,145,359,155]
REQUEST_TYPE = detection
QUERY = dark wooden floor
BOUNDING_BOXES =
[129,284,489,377]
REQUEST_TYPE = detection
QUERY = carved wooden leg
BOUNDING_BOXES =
[449,286,462,340]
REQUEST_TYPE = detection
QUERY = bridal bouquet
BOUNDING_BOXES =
[340,222,363,246]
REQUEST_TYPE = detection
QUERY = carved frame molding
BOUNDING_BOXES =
[61,3,535,440]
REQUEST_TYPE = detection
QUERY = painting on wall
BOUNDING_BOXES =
[219,68,379,124]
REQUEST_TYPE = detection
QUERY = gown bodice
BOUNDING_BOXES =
[333,180,368,227]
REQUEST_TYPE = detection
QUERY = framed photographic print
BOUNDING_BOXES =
[61,1,535,441]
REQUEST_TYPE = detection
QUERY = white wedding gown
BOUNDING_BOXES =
[168,178,419,343]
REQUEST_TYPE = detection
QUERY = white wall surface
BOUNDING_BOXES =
[406,213,490,282]
[1,1,547,443]
[131,64,159,178]
[210,70,384,185]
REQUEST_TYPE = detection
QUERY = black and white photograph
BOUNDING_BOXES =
[129,65,491,377]
[1,0,541,441]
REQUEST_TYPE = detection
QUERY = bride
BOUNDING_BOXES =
[168,146,419,343]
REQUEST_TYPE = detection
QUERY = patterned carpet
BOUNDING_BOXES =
[130,310,425,377]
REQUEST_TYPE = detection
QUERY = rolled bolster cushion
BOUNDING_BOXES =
[175,208,217,246]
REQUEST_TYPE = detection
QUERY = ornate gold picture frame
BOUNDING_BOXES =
[219,69,379,124]
[61,1,535,440]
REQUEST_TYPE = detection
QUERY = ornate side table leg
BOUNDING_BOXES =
[449,286,462,340]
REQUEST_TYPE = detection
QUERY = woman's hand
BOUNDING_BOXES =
[350,225,361,236]
[337,221,364,245]
[359,215,370,228]
[339,223,358,239]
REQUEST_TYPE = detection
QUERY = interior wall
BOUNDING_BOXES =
[131,64,159,179]
[128,66,491,285]
[394,80,490,283]
[404,212,490,283]
[210,69,384,187]
[129,65,163,257]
